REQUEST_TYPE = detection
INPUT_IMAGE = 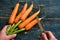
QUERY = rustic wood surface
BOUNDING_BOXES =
[0,0,60,40]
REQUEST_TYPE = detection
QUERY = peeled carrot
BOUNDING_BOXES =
[25,18,42,30]
[18,10,40,28]
[9,3,19,24]
[21,4,33,21]
[14,3,27,23]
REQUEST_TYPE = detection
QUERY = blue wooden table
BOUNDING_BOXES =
[0,0,60,40]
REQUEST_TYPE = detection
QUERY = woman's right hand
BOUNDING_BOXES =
[40,31,57,40]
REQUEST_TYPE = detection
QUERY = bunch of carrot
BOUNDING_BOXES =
[6,3,42,35]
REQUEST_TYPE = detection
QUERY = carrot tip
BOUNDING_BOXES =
[39,18,42,20]
[16,3,19,5]
[25,3,27,4]
[31,3,33,6]
[36,10,40,15]
[25,3,28,7]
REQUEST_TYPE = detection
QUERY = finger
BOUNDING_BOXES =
[1,25,8,33]
[41,33,48,40]
[46,31,56,38]
[7,34,16,39]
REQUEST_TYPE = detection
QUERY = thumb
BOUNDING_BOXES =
[1,25,8,32]
[7,34,16,39]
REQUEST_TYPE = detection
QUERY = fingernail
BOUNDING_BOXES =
[13,34,17,36]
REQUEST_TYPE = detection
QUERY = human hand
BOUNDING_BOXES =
[40,31,57,40]
[0,26,16,40]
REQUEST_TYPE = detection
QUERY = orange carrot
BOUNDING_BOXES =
[9,3,19,24]
[25,18,42,30]
[14,3,27,23]
[21,4,33,21]
[18,10,40,28]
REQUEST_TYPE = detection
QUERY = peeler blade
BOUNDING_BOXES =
[36,16,45,32]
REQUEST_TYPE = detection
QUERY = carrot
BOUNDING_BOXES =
[25,18,42,30]
[18,10,40,28]
[21,4,33,21]
[14,3,27,23]
[9,3,19,24]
